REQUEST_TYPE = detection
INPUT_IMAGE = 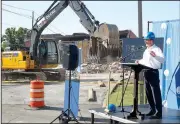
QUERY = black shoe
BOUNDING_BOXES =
[149,112,162,119]
[145,110,156,116]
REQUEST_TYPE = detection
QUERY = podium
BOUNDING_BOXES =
[120,63,153,119]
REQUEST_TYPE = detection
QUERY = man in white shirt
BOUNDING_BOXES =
[136,32,164,119]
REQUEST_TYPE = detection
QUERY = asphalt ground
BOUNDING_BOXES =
[2,80,112,123]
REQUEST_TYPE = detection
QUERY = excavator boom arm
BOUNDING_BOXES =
[30,0,68,58]
[30,0,101,60]
[69,0,100,34]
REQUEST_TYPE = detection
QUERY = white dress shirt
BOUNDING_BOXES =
[139,44,164,69]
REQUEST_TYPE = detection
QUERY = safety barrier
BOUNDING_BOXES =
[29,80,45,108]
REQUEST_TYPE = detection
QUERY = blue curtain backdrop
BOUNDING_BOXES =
[152,19,180,110]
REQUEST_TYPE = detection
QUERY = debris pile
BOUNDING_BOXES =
[80,63,108,74]
[108,61,122,73]
[80,61,130,74]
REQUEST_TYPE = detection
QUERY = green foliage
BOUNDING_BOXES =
[16,27,29,45]
[2,35,7,42]
[2,41,8,49]
[3,27,29,49]
[5,27,16,45]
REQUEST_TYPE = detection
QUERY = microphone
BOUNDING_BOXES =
[137,46,145,50]
[120,46,145,62]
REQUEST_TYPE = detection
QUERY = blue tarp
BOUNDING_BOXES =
[152,19,180,110]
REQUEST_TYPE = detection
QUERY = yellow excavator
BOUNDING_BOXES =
[2,0,120,81]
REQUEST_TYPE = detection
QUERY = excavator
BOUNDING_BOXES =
[2,0,120,81]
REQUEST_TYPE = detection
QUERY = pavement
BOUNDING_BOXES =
[2,75,118,124]
[80,73,133,82]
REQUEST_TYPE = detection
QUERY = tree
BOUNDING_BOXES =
[1,35,6,42]
[1,40,9,51]
[16,27,29,45]
[5,27,16,45]
[3,27,29,49]
[2,40,8,49]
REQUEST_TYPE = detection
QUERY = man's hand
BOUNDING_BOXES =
[150,51,156,57]
[135,60,139,64]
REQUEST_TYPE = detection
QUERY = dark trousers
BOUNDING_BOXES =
[144,69,162,114]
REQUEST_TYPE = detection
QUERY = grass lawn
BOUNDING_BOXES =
[105,81,147,106]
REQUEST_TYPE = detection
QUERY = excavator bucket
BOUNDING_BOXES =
[90,23,121,64]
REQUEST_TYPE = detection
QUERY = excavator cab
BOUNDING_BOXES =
[37,39,59,68]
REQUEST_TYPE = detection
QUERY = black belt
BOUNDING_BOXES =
[144,69,158,72]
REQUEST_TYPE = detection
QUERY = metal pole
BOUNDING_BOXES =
[138,1,143,38]
[147,21,150,32]
[147,21,153,32]
[68,70,72,120]
[138,1,144,104]
[32,11,34,28]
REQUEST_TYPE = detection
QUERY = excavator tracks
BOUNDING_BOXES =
[2,71,47,81]
[2,69,66,82]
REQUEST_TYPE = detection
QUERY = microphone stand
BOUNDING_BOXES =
[118,47,144,113]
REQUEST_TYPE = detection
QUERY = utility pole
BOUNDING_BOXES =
[138,1,143,37]
[138,1,144,105]
[32,11,34,28]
